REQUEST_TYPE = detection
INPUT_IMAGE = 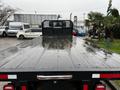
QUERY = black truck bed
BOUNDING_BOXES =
[1,36,120,81]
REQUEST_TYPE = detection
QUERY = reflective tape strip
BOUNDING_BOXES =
[8,75,17,79]
[92,74,100,78]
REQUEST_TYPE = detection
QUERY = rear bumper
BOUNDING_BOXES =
[1,71,120,81]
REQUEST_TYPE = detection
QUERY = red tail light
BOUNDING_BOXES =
[72,32,77,36]
[83,84,88,90]
[95,84,106,90]
[0,75,8,79]
[21,85,27,90]
[3,84,14,90]
[0,74,17,80]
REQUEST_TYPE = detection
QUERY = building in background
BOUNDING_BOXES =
[73,16,85,29]
[14,14,58,28]
[73,16,78,28]
[77,20,84,28]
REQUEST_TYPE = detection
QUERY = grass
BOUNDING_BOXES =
[97,39,120,54]
[114,80,120,87]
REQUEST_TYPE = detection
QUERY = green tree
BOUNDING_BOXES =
[88,12,104,22]
[103,15,120,39]
[84,19,90,30]
[88,11,104,28]
[110,8,119,17]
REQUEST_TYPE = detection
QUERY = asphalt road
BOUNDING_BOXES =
[0,37,24,51]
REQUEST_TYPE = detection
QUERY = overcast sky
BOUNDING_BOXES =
[2,0,120,20]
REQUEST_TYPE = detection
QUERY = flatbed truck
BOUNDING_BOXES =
[0,20,120,90]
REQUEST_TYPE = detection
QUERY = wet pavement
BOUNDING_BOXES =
[0,37,24,51]
[0,37,27,90]
[1,36,120,72]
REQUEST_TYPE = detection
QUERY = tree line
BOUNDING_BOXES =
[0,1,17,26]
[85,0,120,39]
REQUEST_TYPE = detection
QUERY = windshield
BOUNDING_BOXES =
[24,25,30,29]
[43,20,72,28]
[53,22,62,28]
[9,26,22,30]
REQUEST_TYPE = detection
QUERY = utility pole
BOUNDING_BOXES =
[70,13,72,20]
[83,13,86,30]
[74,16,78,29]
[35,10,37,27]
[83,13,85,20]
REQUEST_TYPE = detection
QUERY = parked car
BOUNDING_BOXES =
[72,29,77,36]
[0,26,8,37]
[6,22,30,36]
[77,28,86,36]
[16,28,42,39]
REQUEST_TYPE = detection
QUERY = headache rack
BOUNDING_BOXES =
[42,20,73,36]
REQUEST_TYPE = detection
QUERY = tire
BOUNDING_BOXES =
[19,35,25,40]
[2,32,7,37]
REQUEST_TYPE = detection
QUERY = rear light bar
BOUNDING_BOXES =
[3,84,14,90]
[95,84,106,90]
[92,73,120,79]
[0,74,17,80]
[37,75,72,80]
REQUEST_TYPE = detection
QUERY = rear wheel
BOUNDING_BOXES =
[19,35,25,40]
